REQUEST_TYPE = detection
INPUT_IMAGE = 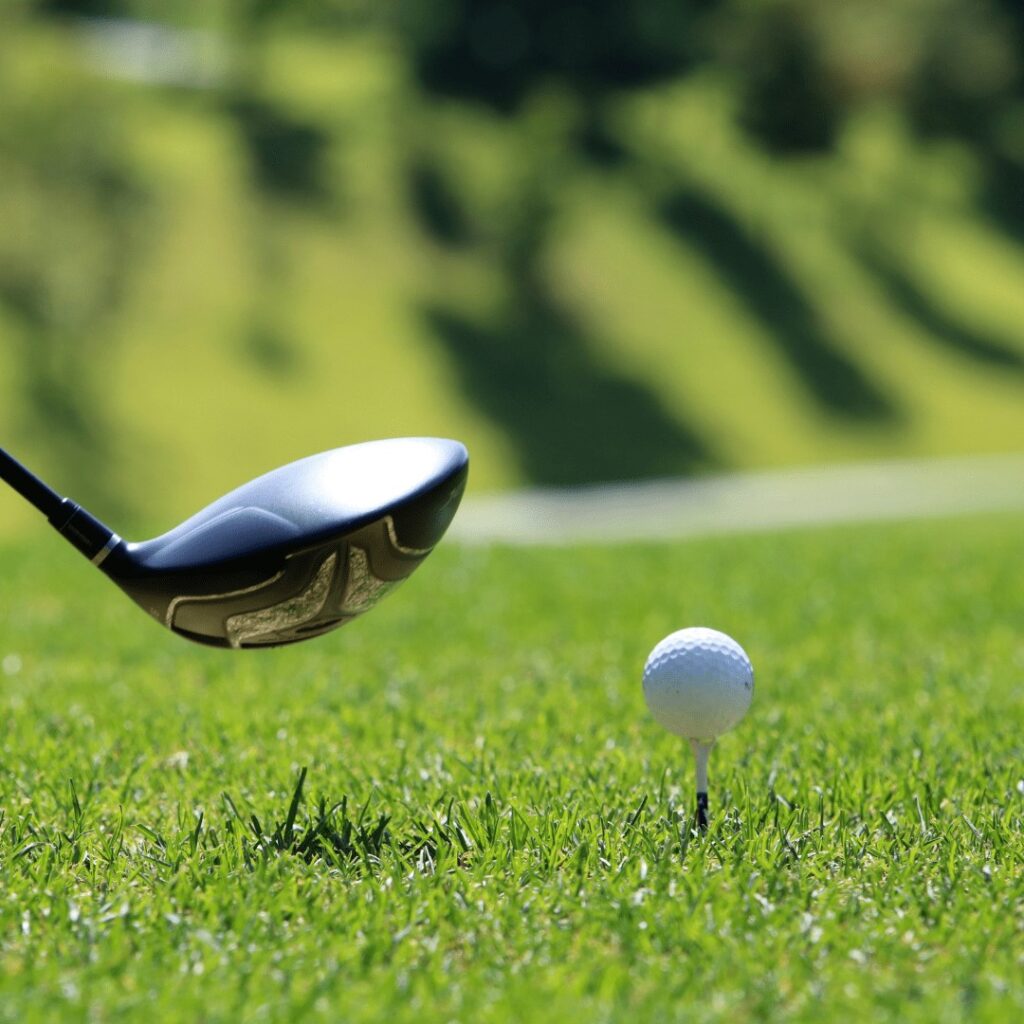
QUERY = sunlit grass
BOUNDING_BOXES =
[1,513,1022,1021]
[3,30,1024,537]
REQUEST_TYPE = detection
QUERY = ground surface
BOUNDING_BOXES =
[1,513,1021,1022]
[3,23,1024,536]
[452,452,1024,543]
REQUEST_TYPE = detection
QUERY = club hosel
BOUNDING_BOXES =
[49,499,120,566]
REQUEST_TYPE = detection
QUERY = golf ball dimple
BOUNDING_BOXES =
[642,627,753,743]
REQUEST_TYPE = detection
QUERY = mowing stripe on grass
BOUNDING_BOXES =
[452,452,1024,545]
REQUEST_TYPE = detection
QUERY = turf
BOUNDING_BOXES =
[1,513,1022,1022]
[3,24,1024,534]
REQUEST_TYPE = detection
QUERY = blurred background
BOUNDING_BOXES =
[2,0,1023,538]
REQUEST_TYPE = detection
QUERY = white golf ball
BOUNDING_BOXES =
[642,627,753,743]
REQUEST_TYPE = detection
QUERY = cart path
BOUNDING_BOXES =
[451,453,1024,545]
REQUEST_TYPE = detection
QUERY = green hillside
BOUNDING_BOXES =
[2,18,1023,536]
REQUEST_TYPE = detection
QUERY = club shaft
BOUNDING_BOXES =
[1,445,117,562]
[0,446,64,518]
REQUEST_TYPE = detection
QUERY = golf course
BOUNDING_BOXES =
[2,3,1024,1021]
[1,516,1022,1020]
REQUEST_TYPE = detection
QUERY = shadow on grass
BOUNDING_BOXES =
[407,156,476,249]
[976,145,1024,252]
[856,243,1024,372]
[226,96,334,208]
[424,285,718,486]
[659,188,900,421]
[240,322,307,379]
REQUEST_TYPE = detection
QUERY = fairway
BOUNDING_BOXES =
[1,514,1022,1022]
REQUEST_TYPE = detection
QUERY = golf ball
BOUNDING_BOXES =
[642,627,753,743]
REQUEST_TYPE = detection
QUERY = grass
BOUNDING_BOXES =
[3,23,1024,536]
[1,512,1022,1021]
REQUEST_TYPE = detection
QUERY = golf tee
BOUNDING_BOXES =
[690,739,712,832]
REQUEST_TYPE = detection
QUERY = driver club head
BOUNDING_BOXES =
[96,437,468,648]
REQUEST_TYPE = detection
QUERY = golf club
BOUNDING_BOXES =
[0,437,468,649]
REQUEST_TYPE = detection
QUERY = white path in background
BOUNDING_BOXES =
[450,453,1024,545]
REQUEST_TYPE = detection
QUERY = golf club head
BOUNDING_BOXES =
[99,438,468,648]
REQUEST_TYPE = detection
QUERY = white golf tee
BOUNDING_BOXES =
[690,739,713,831]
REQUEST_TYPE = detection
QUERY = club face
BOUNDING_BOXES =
[101,438,468,648]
